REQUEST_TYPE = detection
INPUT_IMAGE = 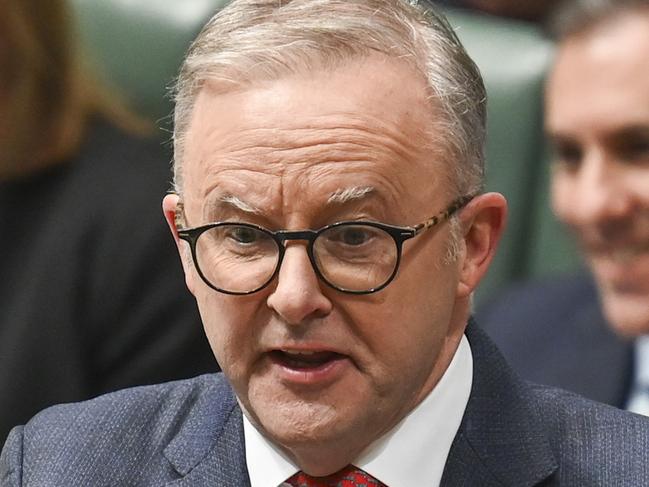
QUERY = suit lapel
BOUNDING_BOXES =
[163,376,250,486]
[158,322,564,486]
[439,432,506,486]
[441,321,558,487]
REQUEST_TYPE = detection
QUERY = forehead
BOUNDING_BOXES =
[546,14,649,134]
[181,54,451,221]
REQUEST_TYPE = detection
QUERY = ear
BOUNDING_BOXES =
[162,193,197,295]
[456,192,507,298]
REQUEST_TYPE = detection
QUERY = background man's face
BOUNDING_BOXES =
[546,14,649,336]
[176,54,468,470]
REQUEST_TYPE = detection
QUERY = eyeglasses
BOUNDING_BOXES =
[176,195,473,295]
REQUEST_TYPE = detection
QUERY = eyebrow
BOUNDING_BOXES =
[546,124,649,141]
[210,194,262,216]
[204,186,377,221]
[612,125,649,140]
[327,186,376,205]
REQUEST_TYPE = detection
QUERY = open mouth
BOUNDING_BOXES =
[270,350,345,370]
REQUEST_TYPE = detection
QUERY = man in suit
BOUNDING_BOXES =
[479,0,649,413]
[2,0,649,485]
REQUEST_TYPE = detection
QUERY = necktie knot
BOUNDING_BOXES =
[285,465,385,487]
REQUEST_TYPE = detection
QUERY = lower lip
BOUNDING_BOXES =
[268,354,351,386]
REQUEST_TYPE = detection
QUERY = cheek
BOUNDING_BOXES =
[355,274,454,373]
[627,170,649,206]
[550,173,575,222]
[348,300,449,415]
[194,292,257,373]
[180,249,198,295]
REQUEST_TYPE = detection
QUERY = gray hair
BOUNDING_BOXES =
[172,0,486,197]
[548,0,649,41]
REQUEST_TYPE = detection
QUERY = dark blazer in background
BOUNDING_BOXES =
[3,322,648,486]
[0,119,217,445]
[477,274,633,408]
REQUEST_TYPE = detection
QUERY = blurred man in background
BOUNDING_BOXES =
[480,0,649,412]
[0,0,215,443]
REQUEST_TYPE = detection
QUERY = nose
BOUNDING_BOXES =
[266,243,333,325]
[555,151,633,228]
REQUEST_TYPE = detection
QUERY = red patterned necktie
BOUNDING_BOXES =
[285,465,386,487]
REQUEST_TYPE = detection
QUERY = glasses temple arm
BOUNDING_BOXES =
[412,194,475,235]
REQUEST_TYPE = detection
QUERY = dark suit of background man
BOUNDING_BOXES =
[3,0,649,485]
[479,0,649,413]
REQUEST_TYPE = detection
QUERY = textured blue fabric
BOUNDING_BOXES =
[2,322,649,486]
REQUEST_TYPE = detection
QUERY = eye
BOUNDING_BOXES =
[551,139,583,171]
[325,225,379,246]
[226,226,261,244]
[615,136,649,164]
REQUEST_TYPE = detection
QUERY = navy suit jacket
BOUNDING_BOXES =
[2,321,649,486]
[477,274,634,408]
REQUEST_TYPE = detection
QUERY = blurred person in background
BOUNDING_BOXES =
[479,0,649,412]
[0,0,216,443]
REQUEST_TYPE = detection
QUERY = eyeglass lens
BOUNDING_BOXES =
[313,224,397,292]
[194,223,399,293]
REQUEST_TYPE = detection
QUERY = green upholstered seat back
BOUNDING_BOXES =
[71,2,583,300]
[71,0,229,121]
[445,9,582,302]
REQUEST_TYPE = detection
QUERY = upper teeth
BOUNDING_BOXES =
[283,350,316,356]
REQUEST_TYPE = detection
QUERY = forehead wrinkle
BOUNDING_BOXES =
[205,110,430,168]
[286,163,410,220]
[213,133,428,184]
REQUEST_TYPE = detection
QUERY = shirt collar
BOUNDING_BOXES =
[633,336,649,386]
[625,336,649,414]
[244,334,473,487]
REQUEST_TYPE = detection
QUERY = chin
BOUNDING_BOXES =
[249,390,343,440]
[601,293,649,338]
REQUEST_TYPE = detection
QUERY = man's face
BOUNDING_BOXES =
[168,54,480,473]
[546,14,649,336]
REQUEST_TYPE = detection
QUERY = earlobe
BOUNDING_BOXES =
[456,192,508,297]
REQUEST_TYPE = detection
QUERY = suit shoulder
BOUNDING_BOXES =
[513,382,649,484]
[26,373,229,432]
[8,374,234,485]
[530,383,649,457]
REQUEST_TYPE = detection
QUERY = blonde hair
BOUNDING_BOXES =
[172,0,487,197]
[0,0,148,181]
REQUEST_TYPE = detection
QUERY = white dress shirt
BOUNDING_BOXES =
[626,335,649,416]
[244,335,473,487]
